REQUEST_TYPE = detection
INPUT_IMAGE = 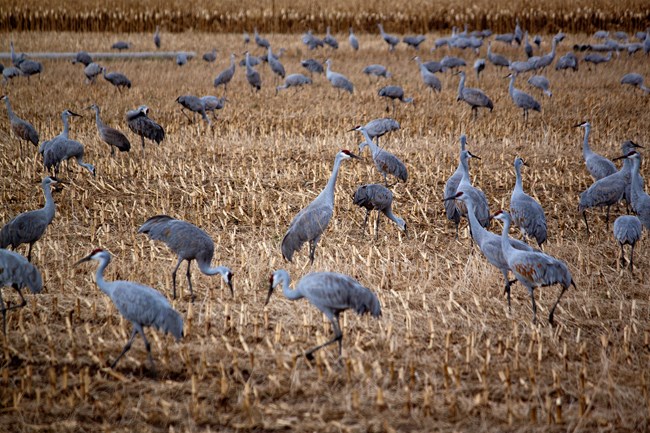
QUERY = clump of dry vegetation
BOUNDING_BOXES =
[0,28,650,432]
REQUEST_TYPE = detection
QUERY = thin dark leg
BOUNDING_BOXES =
[305,315,343,360]
[111,328,138,368]
[501,270,512,310]
[582,211,590,234]
[549,285,569,326]
[619,243,627,267]
[606,206,611,229]
[529,288,537,324]
[186,260,194,302]
[140,135,145,158]
[363,210,370,232]
[630,243,635,272]
[137,325,155,369]
[171,257,184,299]
[27,242,33,262]
[0,290,7,335]
[308,240,317,265]
[374,213,380,240]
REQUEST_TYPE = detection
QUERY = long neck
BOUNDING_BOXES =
[514,163,523,193]
[42,183,56,223]
[384,207,403,228]
[465,200,487,244]
[631,157,643,196]
[4,98,13,117]
[280,274,303,301]
[94,257,113,297]
[499,217,515,256]
[550,39,557,57]
[245,53,252,71]
[360,129,379,155]
[458,73,465,96]
[93,109,104,129]
[319,154,344,203]
[509,76,515,96]
[230,54,235,69]
[197,261,226,277]
[62,114,70,138]
[460,155,471,183]
[582,125,591,155]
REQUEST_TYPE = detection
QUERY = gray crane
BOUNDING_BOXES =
[456,149,490,228]
[594,30,609,39]
[421,59,445,74]
[360,117,400,146]
[175,95,210,124]
[575,121,617,181]
[495,33,515,45]
[507,73,541,121]
[0,248,42,335]
[440,56,466,71]
[201,95,227,119]
[378,85,413,113]
[323,27,339,49]
[254,27,270,49]
[17,59,43,80]
[276,74,312,94]
[349,28,359,51]
[620,73,649,93]
[1,94,39,155]
[88,104,131,156]
[213,53,236,94]
[244,51,261,92]
[300,58,324,77]
[281,150,360,263]
[353,125,408,186]
[243,31,250,45]
[0,177,59,262]
[39,109,81,155]
[138,215,233,301]
[102,69,131,92]
[9,41,26,66]
[154,26,161,49]
[444,191,535,307]
[126,105,165,157]
[43,138,95,177]
[3,66,23,84]
[527,75,552,97]
[531,35,560,70]
[176,53,188,66]
[267,46,286,83]
[613,215,642,271]
[352,184,407,238]
[378,24,399,51]
[111,41,131,50]
[620,141,644,208]
[584,51,612,67]
[202,48,217,62]
[456,71,493,120]
[493,210,575,325]
[524,32,533,58]
[84,63,103,84]
[509,60,535,75]
[302,30,324,50]
[555,52,578,72]
[514,18,523,45]
[75,249,183,369]
[266,269,381,360]
[72,51,93,66]
[533,35,542,48]
[625,151,650,230]
[403,35,426,50]
[413,56,442,93]
[487,41,510,69]
[474,58,486,81]
[325,59,353,94]
[443,135,468,237]
[510,157,547,247]
[362,64,392,81]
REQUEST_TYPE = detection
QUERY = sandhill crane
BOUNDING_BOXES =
[154,26,161,49]
[487,41,510,69]
[276,74,312,94]
[353,125,408,186]
[84,63,103,84]
[243,31,250,45]
[378,24,399,51]
[138,215,233,301]
[43,138,95,178]
[175,95,209,124]
[325,59,353,94]
[378,85,413,113]
[244,51,261,92]
[39,109,81,155]
[556,52,578,71]
[213,53,236,94]
[613,215,642,271]
[533,35,542,48]
[76,249,183,369]
[362,64,391,81]
[302,30,324,50]
[1,94,39,155]
[88,104,130,155]
[72,51,93,66]
[102,69,131,92]
[111,41,131,50]
[2,66,22,84]
[403,35,426,50]
[300,58,324,77]
[349,28,359,51]
[361,117,400,146]
[456,71,494,120]
[527,75,552,97]
[323,27,339,49]
[176,53,188,66]
[126,105,165,157]
[352,184,407,238]
[441,56,466,71]
[532,35,560,70]
[267,46,286,83]
[444,191,535,307]
[493,211,575,325]
[456,149,490,229]
[421,59,445,74]
[17,59,43,80]
[201,95,227,119]
[266,269,381,360]
[495,33,515,45]
[0,177,59,262]
[620,73,649,93]
[254,28,270,49]
[575,121,616,181]
[0,248,42,335]
[510,157,547,247]
[594,30,609,39]
[625,151,650,230]
[443,135,468,237]
[202,48,217,62]
[584,51,612,67]
[524,32,533,58]
[10,41,26,66]
[620,141,644,208]
[474,58,486,81]
[509,60,535,75]
[281,150,360,263]
[514,18,523,45]
[413,56,442,93]
[507,73,541,121]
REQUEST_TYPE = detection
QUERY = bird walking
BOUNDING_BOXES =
[353,125,408,186]
[620,151,650,230]
[75,249,183,369]
[377,24,399,51]
[88,104,131,155]
[510,157,547,247]
[0,177,60,262]
[213,53,236,95]
[244,51,261,92]
[1,94,39,156]
[276,74,312,94]
[348,28,359,51]
[325,59,354,94]
[138,215,233,301]
[527,75,552,97]
[126,105,165,157]
[575,121,617,181]
[39,109,81,156]
[102,69,131,92]
[506,73,541,121]
[352,184,407,239]
[0,248,42,335]
[266,269,381,360]
[175,95,210,125]
[43,138,95,177]
[201,95,227,119]
[360,118,400,146]
[456,71,493,120]
[493,211,575,325]
[613,215,642,271]
[281,150,360,264]
[378,85,414,113]
[620,73,650,93]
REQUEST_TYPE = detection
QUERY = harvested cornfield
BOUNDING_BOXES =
[0,26,650,433]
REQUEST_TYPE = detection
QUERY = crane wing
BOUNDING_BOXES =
[281,204,333,262]
[301,272,382,318]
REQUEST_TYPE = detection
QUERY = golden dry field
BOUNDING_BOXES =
[1,27,650,433]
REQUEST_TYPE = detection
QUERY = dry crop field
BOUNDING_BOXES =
[1,25,650,433]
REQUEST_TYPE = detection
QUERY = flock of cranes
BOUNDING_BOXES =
[1,21,649,369]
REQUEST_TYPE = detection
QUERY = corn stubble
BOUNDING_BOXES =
[1,30,650,432]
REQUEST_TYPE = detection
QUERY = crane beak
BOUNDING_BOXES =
[69,111,82,117]
[74,254,93,266]
[468,151,481,160]
[227,273,234,297]
[264,283,274,306]
[631,141,644,149]
[442,195,456,202]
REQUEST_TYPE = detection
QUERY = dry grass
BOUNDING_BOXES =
[1,30,650,432]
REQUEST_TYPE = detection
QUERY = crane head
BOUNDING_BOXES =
[74,248,106,266]
[265,273,277,306]
[491,210,511,223]
[514,156,528,167]
[443,191,465,202]
[340,149,361,160]
[613,150,640,161]
[573,120,590,128]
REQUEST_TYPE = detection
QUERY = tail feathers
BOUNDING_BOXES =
[138,215,174,235]
[281,231,300,262]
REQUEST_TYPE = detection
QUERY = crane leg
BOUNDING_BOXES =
[186,260,195,302]
[606,206,611,229]
[529,288,537,324]
[362,210,370,233]
[27,242,34,262]
[308,239,319,265]
[140,135,146,158]
[305,315,343,360]
[111,328,138,368]
[619,243,627,267]
[630,243,635,272]
[0,285,26,335]
[501,270,512,311]
[374,213,380,240]
[582,211,590,234]
[111,146,115,157]
[549,285,569,326]
[181,108,193,124]
[171,257,184,299]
